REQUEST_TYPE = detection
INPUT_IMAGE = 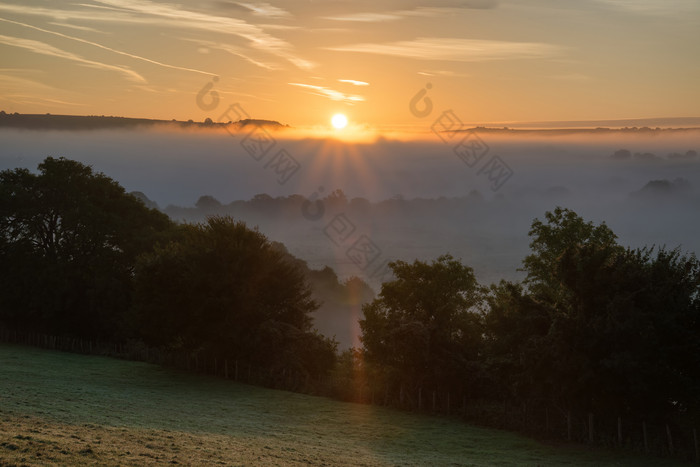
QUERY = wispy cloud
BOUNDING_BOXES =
[0,33,145,82]
[0,17,214,77]
[9,95,89,107]
[324,12,403,22]
[236,2,291,19]
[322,3,491,22]
[293,0,497,15]
[327,37,562,62]
[288,83,365,103]
[0,74,58,93]
[92,0,314,69]
[182,38,276,70]
[47,22,106,34]
[418,69,470,77]
[592,0,699,16]
[0,1,313,70]
[338,79,369,86]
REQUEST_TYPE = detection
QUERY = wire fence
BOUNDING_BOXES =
[2,328,698,463]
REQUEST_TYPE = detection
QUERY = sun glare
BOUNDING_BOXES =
[331,113,348,130]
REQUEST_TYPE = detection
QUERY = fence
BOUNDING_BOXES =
[0,328,324,394]
[1,328,698,463]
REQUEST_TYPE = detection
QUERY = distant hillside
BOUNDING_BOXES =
[458,126,700,135]
[0,111,288,131]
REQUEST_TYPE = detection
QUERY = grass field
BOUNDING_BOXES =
[0,343,688,466]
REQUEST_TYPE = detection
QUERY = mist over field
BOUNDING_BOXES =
[3,0,700,462]
[2,127,699,289]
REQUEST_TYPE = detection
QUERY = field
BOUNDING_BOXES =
[0,344,687,466]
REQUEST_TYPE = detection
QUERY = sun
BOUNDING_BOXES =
[331,113,348,129]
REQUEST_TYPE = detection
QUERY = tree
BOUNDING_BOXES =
[483,280,551,403]
[522,206,618,305]
[133,216,336,377]
[0,157,173,338]
[195,195,222,210]
[360,255,483,397]
[504,207,700,418]
[557,245,700,416]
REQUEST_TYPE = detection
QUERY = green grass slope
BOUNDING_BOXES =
[0,344,686,466]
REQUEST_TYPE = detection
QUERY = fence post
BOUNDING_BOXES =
[666,424,674,457]
[693,428,699,464]
[447,393,451,416]
[224,360,228,379]
[418,387,422,411]
[567,411,572,441]
[588,413,594,443]
[235,360,239,381]
[432,391,436,412]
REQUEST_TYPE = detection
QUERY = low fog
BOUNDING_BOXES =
[2,126,699,346]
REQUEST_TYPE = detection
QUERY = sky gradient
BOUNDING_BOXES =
[1,0,699,129]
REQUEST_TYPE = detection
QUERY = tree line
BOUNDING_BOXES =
[0,157,336,380]
[2,157,700,454]
[355,209,700,429]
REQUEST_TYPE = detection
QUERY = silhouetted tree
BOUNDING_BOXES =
[195,195,222,210]
[360,255,483,397]
[492,207,700,420]
[134,216,336,377]
[0,157,173,338]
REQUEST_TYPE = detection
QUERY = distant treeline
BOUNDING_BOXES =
[2,110,698,135]
[162,173,696,224]
[0,111,287,131]
[163,190,491,223]
[2,157,700,460]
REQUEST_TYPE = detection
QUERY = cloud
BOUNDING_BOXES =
[592,0,699,16]
[0,1,314,70]
[288,83,365,103]
[418,69,470,78]
[47,22,106,34]
[92,0,314,69]
[9,95,89,107]
[327,37,562,62]
[181,38,276,70]
[0,34,145,82]
[338,79,369,86]
[0,74,58,93]
[0,17,214,77]
[324,12,403,22]
[276,0,497,14]
[321,0,496,22]
[235,2,292,18]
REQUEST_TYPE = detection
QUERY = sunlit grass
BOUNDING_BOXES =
[0,344,686,465]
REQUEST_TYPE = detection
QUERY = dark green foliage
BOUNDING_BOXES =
[357,207,700,427]
[360,255,484,395]
[0,157,173,339]
[0,157,338,380]
[486,207,700,420]
[133,216,336,377]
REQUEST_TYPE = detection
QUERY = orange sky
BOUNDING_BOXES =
[1,0,699,131]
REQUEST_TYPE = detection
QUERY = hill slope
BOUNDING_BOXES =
[0,344,685,466]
